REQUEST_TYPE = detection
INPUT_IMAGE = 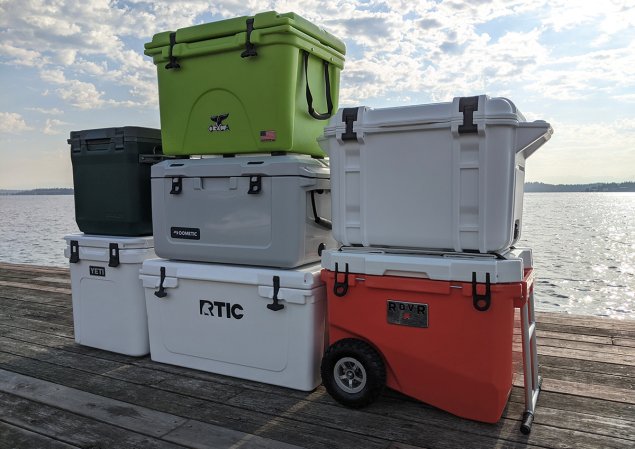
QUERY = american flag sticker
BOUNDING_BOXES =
[260,130,277,142]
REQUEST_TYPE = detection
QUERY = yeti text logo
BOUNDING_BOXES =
[209,113,230,132]
[199,300,244,319]
[89,266,106,277]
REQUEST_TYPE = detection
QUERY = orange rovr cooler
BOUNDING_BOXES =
[319,248,537,424]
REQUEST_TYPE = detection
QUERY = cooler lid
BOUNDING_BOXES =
[139,258,323,290]
[323,95,549,135]
[151,155,330,179]
[321,247,529,284]
[63,233,154,249]
[145,11,345,55]
[68,127,161,144]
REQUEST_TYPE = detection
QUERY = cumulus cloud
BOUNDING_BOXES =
[0,112,32,133]
[43,118,69,135]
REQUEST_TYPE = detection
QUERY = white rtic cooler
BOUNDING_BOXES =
[151,155,336,267]
[319,95,553,253]
[64,234,155,356]
[140,259,326,391]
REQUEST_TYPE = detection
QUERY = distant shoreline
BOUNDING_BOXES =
[1,182,634,195]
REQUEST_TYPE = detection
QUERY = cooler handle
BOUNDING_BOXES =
[310,190,332,230]
[304,51,333,120]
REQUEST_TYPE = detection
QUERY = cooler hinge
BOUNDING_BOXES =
[458,96,479,134]
[472,272,491,311]
[333,262,350,297]
[69,240,79,264]
[248,175,262,194]
[341,108,359,141]
[241,18,258,58]
[170,177,183,194]
[267,275,285,311]
[108,243,120,268]
[165,32,181,70]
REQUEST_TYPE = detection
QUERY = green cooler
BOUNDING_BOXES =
[144,11,345,157]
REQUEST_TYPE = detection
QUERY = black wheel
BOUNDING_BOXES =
[321,339,386,408]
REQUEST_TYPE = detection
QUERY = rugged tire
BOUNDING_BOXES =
[321,338,386,408]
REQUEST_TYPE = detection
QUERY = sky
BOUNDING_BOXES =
[0,0,634,189]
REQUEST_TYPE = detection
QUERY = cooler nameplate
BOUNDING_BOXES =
[387,300,428,328]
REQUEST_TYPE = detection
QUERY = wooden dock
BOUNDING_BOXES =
[0,262,633,449]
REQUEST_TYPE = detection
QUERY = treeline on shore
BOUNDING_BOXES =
[525,182,635,192]
[0,188,74,195]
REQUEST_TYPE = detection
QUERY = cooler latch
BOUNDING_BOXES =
[248,176,262,194]
[472,272,491,311]
[170,177,183,195]
[341,108,359,141]
[108,243,120,268]
[155,266,168,298]
[241,18,258,58]
[267,276,285,311]
[333,263,349,297]
[165,32,181,70]
[69,240,79,264]
[458,96,479,134]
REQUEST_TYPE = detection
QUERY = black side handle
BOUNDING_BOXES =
[310,190,332,230]
[267,276,284,311]
[155,267,168,298]
[304,51,333,120]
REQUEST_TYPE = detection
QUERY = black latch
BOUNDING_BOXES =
[108,243,120,268]
[458,96,479,134]
[318,242,326,256]
[165,32,181,70]
[248,175,262,194]
[341,108,359,141]
[241,18,257,58]
[69,240,79,264]
[513,219,520,241]
[155,266,168,298]
[472,272,491,311]
[267,275,284,311]
[170,177,182,195]
[333,263,349,297]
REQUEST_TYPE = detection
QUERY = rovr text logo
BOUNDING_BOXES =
[199,300,244,319]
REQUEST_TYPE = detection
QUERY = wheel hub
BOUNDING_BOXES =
[334,357,367,394]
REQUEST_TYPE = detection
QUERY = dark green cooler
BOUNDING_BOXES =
[144,11,346,157]
[69,127,162,236]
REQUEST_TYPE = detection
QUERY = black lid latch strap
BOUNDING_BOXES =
[165,32,181,70]
[267,276,284,311]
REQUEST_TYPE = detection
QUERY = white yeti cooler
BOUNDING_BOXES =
[151,155,336,267]
[140,259,326,391]
[319,95,553,253]
[64,234,155,356]
[321,247,533,283]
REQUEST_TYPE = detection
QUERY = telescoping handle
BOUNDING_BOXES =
[304,51,333,120]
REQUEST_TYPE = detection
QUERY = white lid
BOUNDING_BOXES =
[63,233,154,249]
[321,247,532,283]
[151,154,330,179]
[139,258,323,290]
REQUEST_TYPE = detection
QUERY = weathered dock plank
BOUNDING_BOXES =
[0,262,634,449]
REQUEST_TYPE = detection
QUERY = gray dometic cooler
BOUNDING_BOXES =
[151,155,336,267]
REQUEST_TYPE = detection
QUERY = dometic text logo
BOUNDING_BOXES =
[209,113,230,132]
[171,227,200,240]
[199,300,244,319]
[89,266,106,277]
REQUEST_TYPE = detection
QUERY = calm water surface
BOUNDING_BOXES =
[0,193,633,319]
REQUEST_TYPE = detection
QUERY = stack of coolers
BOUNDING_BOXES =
[137,11,346,391]
[64,127,163,356]
[317,95,552,432]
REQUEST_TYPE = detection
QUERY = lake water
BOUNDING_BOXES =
[0,193,633,319]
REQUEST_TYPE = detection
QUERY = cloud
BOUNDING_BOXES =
[43,118,69,135]
[25,107,64,115]
[0,112,32,133]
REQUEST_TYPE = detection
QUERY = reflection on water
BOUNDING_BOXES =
[0,193,633,319]
[518,192,635,319]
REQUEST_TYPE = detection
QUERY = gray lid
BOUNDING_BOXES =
[151,155,330,179]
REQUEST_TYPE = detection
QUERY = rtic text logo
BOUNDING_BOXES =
[89,266,106,277]
[199,300,244,319]
[209,113,230,132]
[171,227,200,240]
